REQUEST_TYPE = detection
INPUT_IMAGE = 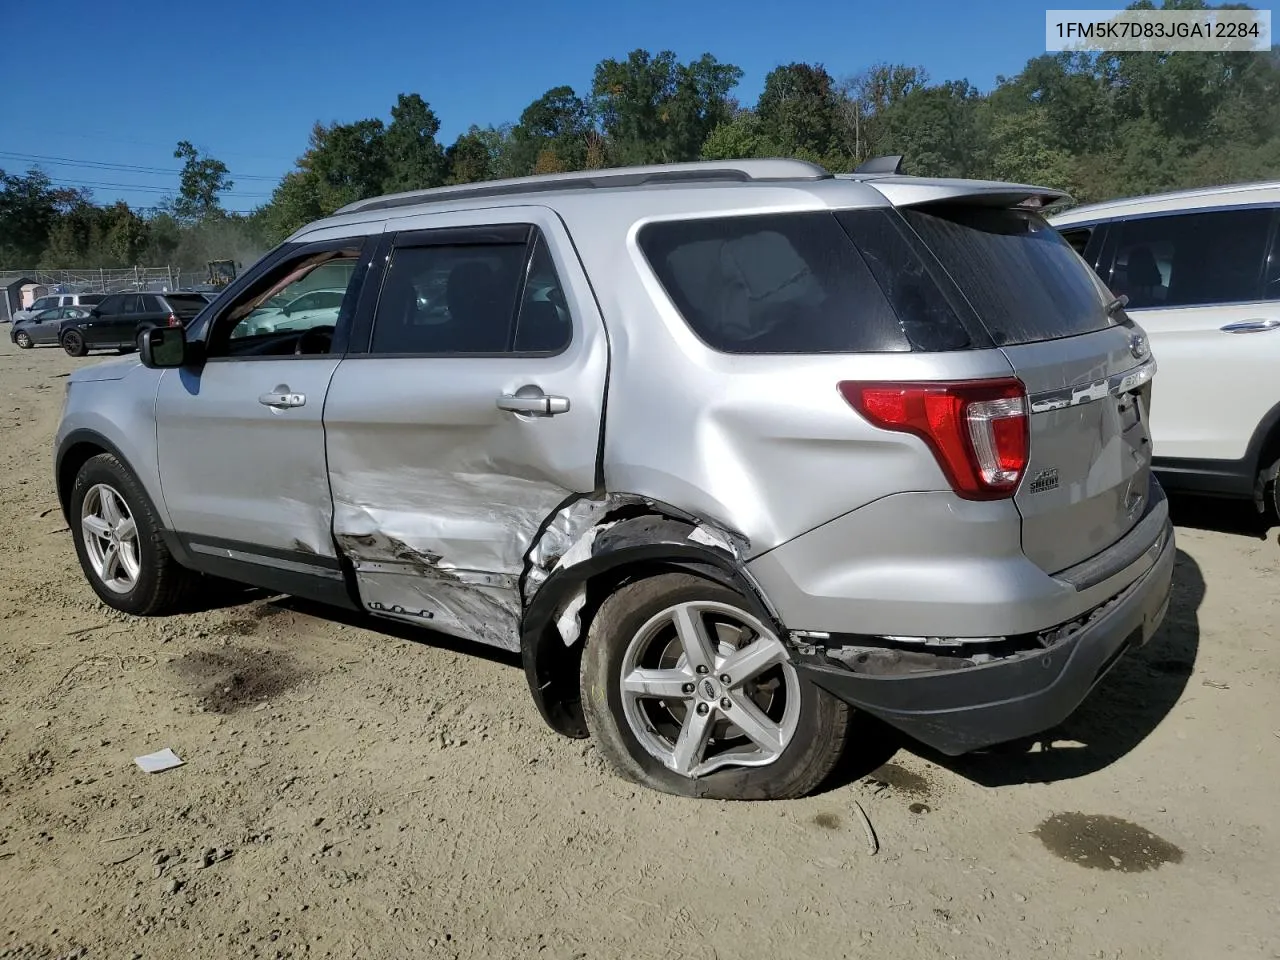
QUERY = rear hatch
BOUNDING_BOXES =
[895,201,1154,574]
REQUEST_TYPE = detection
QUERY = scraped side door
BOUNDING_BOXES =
[323,207,608,650]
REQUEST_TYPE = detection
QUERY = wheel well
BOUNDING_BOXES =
[57,440,108,523]
[526,558,760,739]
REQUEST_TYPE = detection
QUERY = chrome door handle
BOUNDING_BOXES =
[496,389,570,416]
[258,390,305,408]
[1220,318,1280,333]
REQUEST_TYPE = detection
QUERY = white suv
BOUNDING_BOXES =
[1051,182,1280,518]
[11,292,105,324]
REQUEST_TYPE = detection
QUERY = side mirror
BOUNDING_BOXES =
[138,326,187,369]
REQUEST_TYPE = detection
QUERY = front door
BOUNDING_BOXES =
[29,308,67,343]
[323,210,608,650]
[1103,206,1279,463]
[154,234,377,601]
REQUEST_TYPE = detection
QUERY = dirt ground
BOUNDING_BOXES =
[1,335,1278,960]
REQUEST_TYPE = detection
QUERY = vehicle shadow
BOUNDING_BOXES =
[904,548,1204,788]
[1168,493,1270,539]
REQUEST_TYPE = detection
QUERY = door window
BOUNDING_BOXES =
[369,242,529,355]
[208,245,364,358]
[512,235,573,353]
[1106,208,1273,309]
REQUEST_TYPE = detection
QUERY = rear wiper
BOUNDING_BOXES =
[1105,294,1129,317]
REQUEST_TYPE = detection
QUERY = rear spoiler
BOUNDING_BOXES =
[864,177,1071,211]
[837,164,1071,211]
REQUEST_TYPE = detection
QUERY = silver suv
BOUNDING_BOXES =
[54,159,1174,801]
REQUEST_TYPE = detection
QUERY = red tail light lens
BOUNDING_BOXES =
[166,313,180,327]
[839,378,1029,500]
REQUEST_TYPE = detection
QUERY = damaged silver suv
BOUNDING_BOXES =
[55,158,1174,800]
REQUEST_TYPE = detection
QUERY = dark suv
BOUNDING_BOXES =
[61,292,210,356]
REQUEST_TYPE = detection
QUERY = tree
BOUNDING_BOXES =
[383,93,448,193]
[172,141,233,223]
[592,49,742,164]
[756,63,845,167]
[510,86,594,174]
[701,112,779,161]
[0,169,69,266]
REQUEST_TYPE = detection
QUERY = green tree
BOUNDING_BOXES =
[510,86,593,174]
[593,49,742,164]
[756,63,846,167]
[172,141,233,223]
[383,93,448,192]
[700,111,779,160]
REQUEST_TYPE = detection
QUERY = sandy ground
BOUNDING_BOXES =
[0,333,1277,960]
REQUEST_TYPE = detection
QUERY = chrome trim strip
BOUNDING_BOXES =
[1028,358,1156,414]
[188,541,345,579]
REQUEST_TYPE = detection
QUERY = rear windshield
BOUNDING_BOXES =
[638,211,977,354]
[165,294,209,316]
[899,205,1111,346]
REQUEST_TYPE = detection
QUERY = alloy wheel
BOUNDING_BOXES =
[619,600,801,778]
[80,483,141,594]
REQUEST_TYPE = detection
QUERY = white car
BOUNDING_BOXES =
[1051,181,1280,518]
[11,292,105,325]
[234,288,345,337]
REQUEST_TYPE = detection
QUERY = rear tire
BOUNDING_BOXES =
[581,572,850,800]
[14,331,32,349]
[62,330,88,357]
[1263,457,1280,525]
[70,453,198,615]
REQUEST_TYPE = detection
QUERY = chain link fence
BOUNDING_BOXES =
[0,267,211,321]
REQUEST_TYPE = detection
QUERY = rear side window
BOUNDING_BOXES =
[164,294,209,316]
[79,294,104,305]
[1106,208,1272,309]
[370,243,528,355]
[900,205,1111,346]
[639,212,924,354]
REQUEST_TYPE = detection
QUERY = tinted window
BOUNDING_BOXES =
[79,294,104,305]
[1107,208,1272,309]
[513,236,572,353]
[901,205,1111,346]
[121,295,146,314]
[164,294,209,317]
[370,243,527,355]
[639,212,919,354]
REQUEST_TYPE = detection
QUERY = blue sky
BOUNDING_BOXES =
[1,0,1043,212]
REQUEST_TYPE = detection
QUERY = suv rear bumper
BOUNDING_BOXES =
[792,524,1175,755]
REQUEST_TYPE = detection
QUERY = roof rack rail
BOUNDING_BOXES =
[852,155,905,176]
[334,158,832,215]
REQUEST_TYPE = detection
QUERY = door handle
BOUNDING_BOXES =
[496,388,570,416]
[1220,318,1280,333]
[258,390,306,409]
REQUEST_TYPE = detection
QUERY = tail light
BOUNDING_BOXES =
[166,313,181,327]
[839,378,1029,500]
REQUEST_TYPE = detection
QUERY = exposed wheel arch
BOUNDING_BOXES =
[520,512,783,739]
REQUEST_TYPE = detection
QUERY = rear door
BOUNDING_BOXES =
[1096,206,1278,464]
[323,208,607,649]
[897,202,1155,574]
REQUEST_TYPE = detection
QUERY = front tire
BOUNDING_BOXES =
[581,573,850,800]
[14,331,32,349]
[62,330,88,357]
[70,453,197,615]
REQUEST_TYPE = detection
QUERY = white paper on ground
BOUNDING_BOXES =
[134,748,185,773]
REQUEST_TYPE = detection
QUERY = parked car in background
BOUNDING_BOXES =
[54,159,1172,801]
[60,292,210,356]
[231,288,346,337]
[10,307,93,348]
[1051,180,1280,519]
[11,293,104,325]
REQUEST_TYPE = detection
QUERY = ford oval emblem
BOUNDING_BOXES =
[1129,333,1147,359]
